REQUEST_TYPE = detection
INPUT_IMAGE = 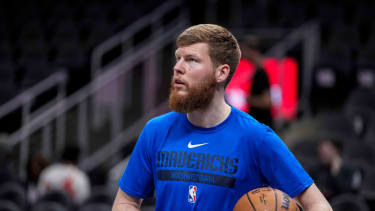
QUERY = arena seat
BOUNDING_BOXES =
[330,193,370,211]
[343,141,375,169]
[0,199,22,211]
[0,182,27,210]
[36,190,74,211]
[78,202,111,211]
[31,201,70,211]
[359,168,375,210]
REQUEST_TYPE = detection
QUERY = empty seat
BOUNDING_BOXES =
[311,63,353,113]
[343,141,375,168]
[84,186,112,205]
[318,44,352,74]
[344,96,375,143]
[314,111,355,141]
[36,190,74,210]
[357,45,375,67]
[330,193,370,211]
[345,88,375,110]
[78,202,111,211]
[360,168,375,210]
[0,199,22,211]
[356,67,375,89]
[0,182,27,210]
[31,201,70,211]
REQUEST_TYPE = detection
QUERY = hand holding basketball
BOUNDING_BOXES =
[234,187,302,211]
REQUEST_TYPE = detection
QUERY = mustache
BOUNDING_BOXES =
[171,77,188,86]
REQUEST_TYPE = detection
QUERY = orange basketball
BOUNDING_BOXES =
[233,187,302,211]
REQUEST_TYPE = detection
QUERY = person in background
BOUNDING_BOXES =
[37,146,91,205]
[312,138,362,200]
[241,36,273,127]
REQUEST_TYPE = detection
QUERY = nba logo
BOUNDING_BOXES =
[188,185,197,203]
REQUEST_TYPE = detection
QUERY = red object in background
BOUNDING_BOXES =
[226,59,254,113]
[226,57,298,121]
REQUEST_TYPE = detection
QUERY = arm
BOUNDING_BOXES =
[112,188,143,211]
[295,183,332,211]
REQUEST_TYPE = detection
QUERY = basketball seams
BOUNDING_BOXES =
[235,187,299,211]
[246,193,257,211]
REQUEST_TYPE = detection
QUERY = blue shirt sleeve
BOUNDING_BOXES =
[257,127,313,198]
[118,123,155,198]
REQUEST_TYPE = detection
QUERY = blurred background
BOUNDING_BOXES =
[0,0,374,210]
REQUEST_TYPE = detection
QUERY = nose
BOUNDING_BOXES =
[173,59,185,75]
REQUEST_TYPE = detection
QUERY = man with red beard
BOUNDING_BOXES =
[112,24,332,211]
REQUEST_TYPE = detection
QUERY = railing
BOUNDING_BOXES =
[266,21,320,116]
[91,0,186,77]
[3,0,189,179]
[81,14,189,172]
[0,71,68,179]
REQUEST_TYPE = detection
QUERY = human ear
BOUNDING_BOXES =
[215,64,230,84]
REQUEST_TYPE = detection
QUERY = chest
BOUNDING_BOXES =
[154,131,263,189]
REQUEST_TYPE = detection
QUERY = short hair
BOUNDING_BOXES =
[176,24,241,87]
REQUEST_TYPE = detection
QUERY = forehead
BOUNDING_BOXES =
[175,42,210,57]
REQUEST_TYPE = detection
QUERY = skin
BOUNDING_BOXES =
[173,43,231,128]
[112,42,333,211]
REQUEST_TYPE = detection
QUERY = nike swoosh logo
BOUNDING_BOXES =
[187,141,208,149]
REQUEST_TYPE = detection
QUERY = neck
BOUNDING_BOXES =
[187,90,231,128]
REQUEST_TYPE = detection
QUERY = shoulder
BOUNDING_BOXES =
[145,111,183,129]
[140,111,184,139]
[230,107,269,134]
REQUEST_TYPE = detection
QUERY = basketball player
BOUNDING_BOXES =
[112,24,332,211]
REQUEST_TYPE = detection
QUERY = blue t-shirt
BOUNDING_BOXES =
[119,107,313,210]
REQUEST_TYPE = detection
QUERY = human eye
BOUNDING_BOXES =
[187,57,198,62]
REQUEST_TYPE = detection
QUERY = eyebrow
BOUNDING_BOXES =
[175,52,199,59]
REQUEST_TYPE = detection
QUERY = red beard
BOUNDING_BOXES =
[169,72,217,113]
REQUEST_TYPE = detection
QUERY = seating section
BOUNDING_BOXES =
[0,0,163,105]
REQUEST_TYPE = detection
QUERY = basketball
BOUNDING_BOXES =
[233,187,302,211]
